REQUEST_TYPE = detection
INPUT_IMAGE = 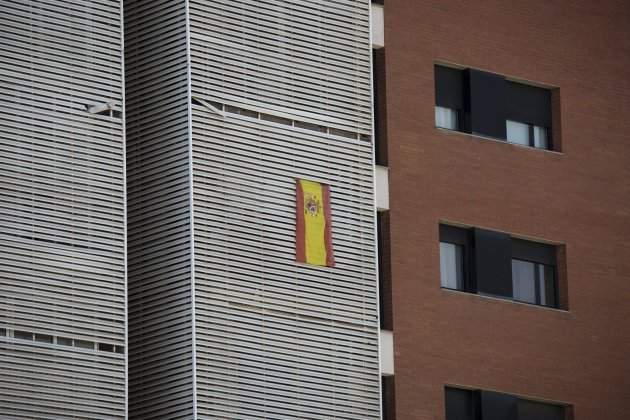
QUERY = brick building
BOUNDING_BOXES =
[374,1,630,419]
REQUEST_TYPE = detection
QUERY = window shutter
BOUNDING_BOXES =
[481,391,518,420]
[506,81,552,128]
[474,228,513,297]
[435,65,465,111]
[445,387,479,420]
[466,69,507,139]
[511,238,556,266]
[517,399,564,420]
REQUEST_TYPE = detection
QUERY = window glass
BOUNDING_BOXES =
[98,343,114,352]
[34,334,53,343]
[506,120,530,145]
[512,259,536,304]
[533,125,548,149]
[439,224,561,309]
[57,337,73,346]
[440,242,464,290]
[435,106,458,130]
[445,387,478,420]
[74,339,95,350]
[14,330,33,341]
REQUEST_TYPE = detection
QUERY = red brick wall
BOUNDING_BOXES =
[383,1,630,419]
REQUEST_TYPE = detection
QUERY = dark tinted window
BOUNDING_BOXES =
[445,387,479,420]
[439,224,561,308]
[57,337,73,346]
[74,339,94,350]
[14,330,33,340]
[446,387,566,420]
[435,65,465,111]
[34,334,53,344]
[434,66,554,150]
[98,343,115,352]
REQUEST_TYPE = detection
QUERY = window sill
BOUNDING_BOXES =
[440,287,571,314]
[435,127,564,155]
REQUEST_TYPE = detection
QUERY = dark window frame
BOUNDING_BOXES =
[445,386,569,420]
[511,258,558,308]
[439,224,562,309]
[434,64,556,151]
[506,120,552,150]
[439,224,476,293]
[14,330,34,341]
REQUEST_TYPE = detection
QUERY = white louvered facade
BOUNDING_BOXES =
[0,0,126,418]
[126,0,379,418]
[191,111,379,419]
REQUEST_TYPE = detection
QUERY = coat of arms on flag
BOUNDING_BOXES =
[295,179,334,267]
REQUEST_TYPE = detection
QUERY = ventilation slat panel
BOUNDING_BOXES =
[0,1,125,417]
[189,0,372,133]
[192,114,380,418]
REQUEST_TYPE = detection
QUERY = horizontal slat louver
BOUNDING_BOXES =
[0,0,126,417]
[124,0,195,418]
[0,341,125,419]
[125,0,378,417]
[189,0,372,134]
[191,110,380,418]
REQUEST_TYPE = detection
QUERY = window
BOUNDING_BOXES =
[440,242,464,289]
[435,65,464,131]
[439,224,561,309]
[439,225,474,292]
[445,387,567,420]
[14,330,33,341]
[445,387,480,420]
[378,211,393,330]
[74,339,95,350]
[506,120,530,145]
[98,343,115,352]
[381,376,396,420]
[435,106,458,130]
[434,65,554,150]
[57,337,73,346]
[512,260,556,307]
[506,120,549,149]
[34,333,53,344]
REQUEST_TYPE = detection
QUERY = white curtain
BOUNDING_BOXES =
[440,242,463,289]
[512,259,536,303]
[534,125,548,149]
[506,120,530,146]
[435,106,457,130]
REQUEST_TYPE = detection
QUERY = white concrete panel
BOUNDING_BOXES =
[380,329,394,376]
[376,165,390,211]
[371,4,385,49]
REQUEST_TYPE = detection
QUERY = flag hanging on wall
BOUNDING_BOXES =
[296,179,335,267]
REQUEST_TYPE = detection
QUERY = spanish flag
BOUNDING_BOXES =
[296,179,334,267]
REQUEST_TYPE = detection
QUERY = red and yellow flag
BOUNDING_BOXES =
[296,179,334,267]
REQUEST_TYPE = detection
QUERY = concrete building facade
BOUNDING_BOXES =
[125,0,380,418]
[0,0,127,418]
